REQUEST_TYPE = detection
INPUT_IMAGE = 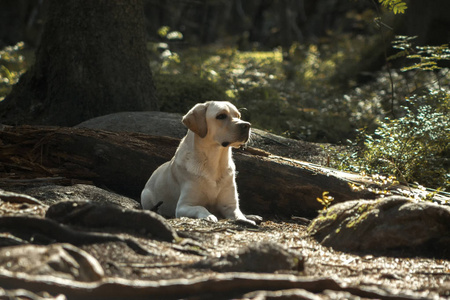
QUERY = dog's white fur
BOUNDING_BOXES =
[141,101,258,224]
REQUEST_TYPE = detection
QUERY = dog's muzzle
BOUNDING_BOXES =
[239,121,251,142]
[221,121,251,148]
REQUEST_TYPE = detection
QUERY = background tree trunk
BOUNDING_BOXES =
[406,0,450,45]
[0,0,158,126]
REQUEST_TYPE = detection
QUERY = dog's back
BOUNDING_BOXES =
[141,160,179,215]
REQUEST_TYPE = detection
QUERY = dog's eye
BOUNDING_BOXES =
[216,114,227,120]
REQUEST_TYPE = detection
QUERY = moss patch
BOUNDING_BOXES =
[345,203,376,229]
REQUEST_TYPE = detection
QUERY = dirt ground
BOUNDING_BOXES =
[0,126,448,299]
[1,198,449,299]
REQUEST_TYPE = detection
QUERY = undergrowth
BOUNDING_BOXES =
[150,27,391,143]
[332,88,450,191]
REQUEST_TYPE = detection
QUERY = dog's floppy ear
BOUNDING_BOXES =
[182,102,209,138]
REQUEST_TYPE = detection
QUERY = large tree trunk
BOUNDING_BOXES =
[406,0,450,45]
[0,0,158,126]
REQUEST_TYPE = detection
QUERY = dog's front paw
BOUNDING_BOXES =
[204,214,218,222]
[245,214,263,225]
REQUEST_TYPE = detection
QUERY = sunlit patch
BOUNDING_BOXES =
[0,42,28,102]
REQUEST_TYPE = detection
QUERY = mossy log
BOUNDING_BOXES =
[0,126,379,218]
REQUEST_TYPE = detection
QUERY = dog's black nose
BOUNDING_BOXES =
[240,122,251,130]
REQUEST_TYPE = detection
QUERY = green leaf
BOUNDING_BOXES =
[379,0,408,14]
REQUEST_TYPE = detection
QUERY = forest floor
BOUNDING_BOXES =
[0,193,449,299]
[0,124,449,299]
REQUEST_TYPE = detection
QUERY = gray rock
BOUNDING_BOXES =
[308,196,450,257]
[76,111,187,139]
[193,242,304,273]
[76,111,330,164]
[23,184,140,209]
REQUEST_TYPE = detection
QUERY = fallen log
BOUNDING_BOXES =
[0,125,397,218]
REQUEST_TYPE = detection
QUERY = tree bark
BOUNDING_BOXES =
[406,0,450,45]
[0,126,382,218]
[0,0,158,126]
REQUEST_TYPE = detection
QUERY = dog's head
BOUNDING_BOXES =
[182,101,251,148]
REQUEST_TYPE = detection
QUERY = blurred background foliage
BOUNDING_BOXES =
[0,0,449,190]
[332,89,450,191]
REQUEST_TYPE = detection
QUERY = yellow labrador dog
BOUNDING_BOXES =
[141,101,261,225]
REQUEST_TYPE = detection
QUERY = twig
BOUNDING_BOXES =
[0,190,45,205]
[116,262,187,269]
[413,271,450,276]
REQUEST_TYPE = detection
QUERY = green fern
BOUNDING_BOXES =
[379,0,407,14]
[389,36,450,72]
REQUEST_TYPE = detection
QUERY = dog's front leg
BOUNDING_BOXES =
[176,203,218,222]
[176,187,218,222]
[220,203,247,221]
[218,187,259,226]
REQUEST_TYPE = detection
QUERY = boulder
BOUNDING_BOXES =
[76,111,330,164]
[76,111,187,139]
[22,184,140,209]
[308,196,450,257]
[192,242,304,273]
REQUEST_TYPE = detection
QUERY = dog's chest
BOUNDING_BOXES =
[195,167,234,199]
[203,167,233,188]
[184,152,235,182]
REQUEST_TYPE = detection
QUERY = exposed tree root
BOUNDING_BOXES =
[0,272,422,299]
